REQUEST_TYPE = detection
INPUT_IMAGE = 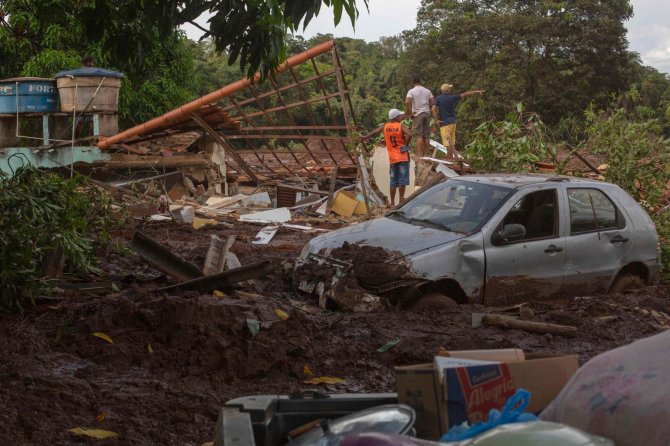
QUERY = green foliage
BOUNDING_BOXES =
[583,106,669,206]
[655,212,670,281]
[581,106,670,277]
[0,163,118,312]
[118,34,197,128]
[463,104,551,172]
[188,0,368,79]
[20,49,81,78]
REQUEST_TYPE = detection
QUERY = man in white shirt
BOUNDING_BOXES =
[405,76,436,159]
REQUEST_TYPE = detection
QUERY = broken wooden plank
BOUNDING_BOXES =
[203,235,226,276]
[95,153,212,169]
[325,166,338,214]
[482,314,578,337]
[219,236,236,273]
[190,113,260,183]
[157,260,273,293]
[131,231,203,282]
[251,226,279,244]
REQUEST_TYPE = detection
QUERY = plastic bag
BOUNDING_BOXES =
[440,389,537,442]
[442,421,614,446]
[541,330,670,446]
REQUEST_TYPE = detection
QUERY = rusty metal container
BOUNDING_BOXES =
[55,68,123,113]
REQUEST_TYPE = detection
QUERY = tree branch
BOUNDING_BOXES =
[187,20,210,38]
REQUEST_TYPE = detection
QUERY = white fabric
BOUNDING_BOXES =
[406,85,434,116]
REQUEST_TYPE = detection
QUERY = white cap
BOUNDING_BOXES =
[388,108,404,120]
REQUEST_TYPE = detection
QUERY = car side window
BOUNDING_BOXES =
[498,189,559,242]
[567,188,621,234]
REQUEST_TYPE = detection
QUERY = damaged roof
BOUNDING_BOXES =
[97,40,362,181]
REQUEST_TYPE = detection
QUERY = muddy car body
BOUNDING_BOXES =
[296,174,660,307]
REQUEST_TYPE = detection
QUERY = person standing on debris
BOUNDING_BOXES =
[431,83,484,159]
[362,109,412,206]
[81,55,94,67]
[405,76,435,161]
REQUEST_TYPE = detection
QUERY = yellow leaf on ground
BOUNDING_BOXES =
[193,217,217,229]
[275,308,289,320]
[92,332,114,344]
[95,412,106,422]
[303,376,345,385]
[303,364,313,376]
[148,343,154,354]
[213,290,226,298]
[69,427,118,439]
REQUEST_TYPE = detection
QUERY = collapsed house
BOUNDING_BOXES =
[0,40,473,220]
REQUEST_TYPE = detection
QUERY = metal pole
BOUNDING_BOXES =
[71,78,77,177]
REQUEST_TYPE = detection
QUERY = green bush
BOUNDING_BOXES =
[463,103,553,173]
[0,164,118,312]
[582,106,670,280]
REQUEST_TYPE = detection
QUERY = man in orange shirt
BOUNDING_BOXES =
[363,109,412,206]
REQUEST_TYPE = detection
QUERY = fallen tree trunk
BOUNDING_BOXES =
[482,314,578,338]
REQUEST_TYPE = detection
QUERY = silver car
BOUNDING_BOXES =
[295,174,660,309]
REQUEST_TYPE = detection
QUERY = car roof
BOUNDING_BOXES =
[455,173,606,189]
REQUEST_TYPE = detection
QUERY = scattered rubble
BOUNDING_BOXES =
[0,216,667,443]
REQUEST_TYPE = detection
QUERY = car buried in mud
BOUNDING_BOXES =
[294,174,660,311]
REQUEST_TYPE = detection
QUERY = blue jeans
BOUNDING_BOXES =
[390,161,410,187]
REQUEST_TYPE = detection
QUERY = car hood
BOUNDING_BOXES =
[302,216,465,260]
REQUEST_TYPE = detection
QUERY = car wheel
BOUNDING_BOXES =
[609,273,645,294]
[412,292,459,311]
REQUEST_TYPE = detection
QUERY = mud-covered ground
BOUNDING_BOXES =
[0,219,668,445]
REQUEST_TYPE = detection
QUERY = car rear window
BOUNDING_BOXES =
[567,188,621,234]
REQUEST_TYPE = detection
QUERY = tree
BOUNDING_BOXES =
[1,0,368,80]
[402,0,635,126]
[0,1,200,128]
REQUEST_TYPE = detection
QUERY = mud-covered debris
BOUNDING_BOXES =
[330,242,408,286]
[294,242,409,312]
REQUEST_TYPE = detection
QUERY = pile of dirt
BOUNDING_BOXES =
[330,242,408,286]
[0,219,668,444]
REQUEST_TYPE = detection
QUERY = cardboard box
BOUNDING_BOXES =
[395,350,578,440]
[331,190,367,217]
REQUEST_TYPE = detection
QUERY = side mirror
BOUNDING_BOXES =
[493,223,526,245]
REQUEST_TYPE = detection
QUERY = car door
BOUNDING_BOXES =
[482,185,566,305]
[562,186,634,294]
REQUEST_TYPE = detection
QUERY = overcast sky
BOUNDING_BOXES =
[182,0,670,74]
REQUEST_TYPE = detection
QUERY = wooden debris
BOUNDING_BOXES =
[325,166,339,214]
[131,231,203,282]
[203,235,237,275]
[157,260,273,293]
[482,314,578,337]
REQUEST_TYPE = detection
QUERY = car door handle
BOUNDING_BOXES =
[544,244,563,253]
[610,235,629,244]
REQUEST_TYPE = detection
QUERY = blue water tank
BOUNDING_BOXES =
[0,78,59,114]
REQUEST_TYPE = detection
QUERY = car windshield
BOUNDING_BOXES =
[388,179,514,233]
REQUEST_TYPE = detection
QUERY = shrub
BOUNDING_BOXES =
[0,163,118,312]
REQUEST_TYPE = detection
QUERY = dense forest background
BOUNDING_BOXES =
[2,0,669,137]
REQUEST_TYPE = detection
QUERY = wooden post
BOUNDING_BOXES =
[482,314,578,337]
[190,113,259,183]
[325,166,339,215]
